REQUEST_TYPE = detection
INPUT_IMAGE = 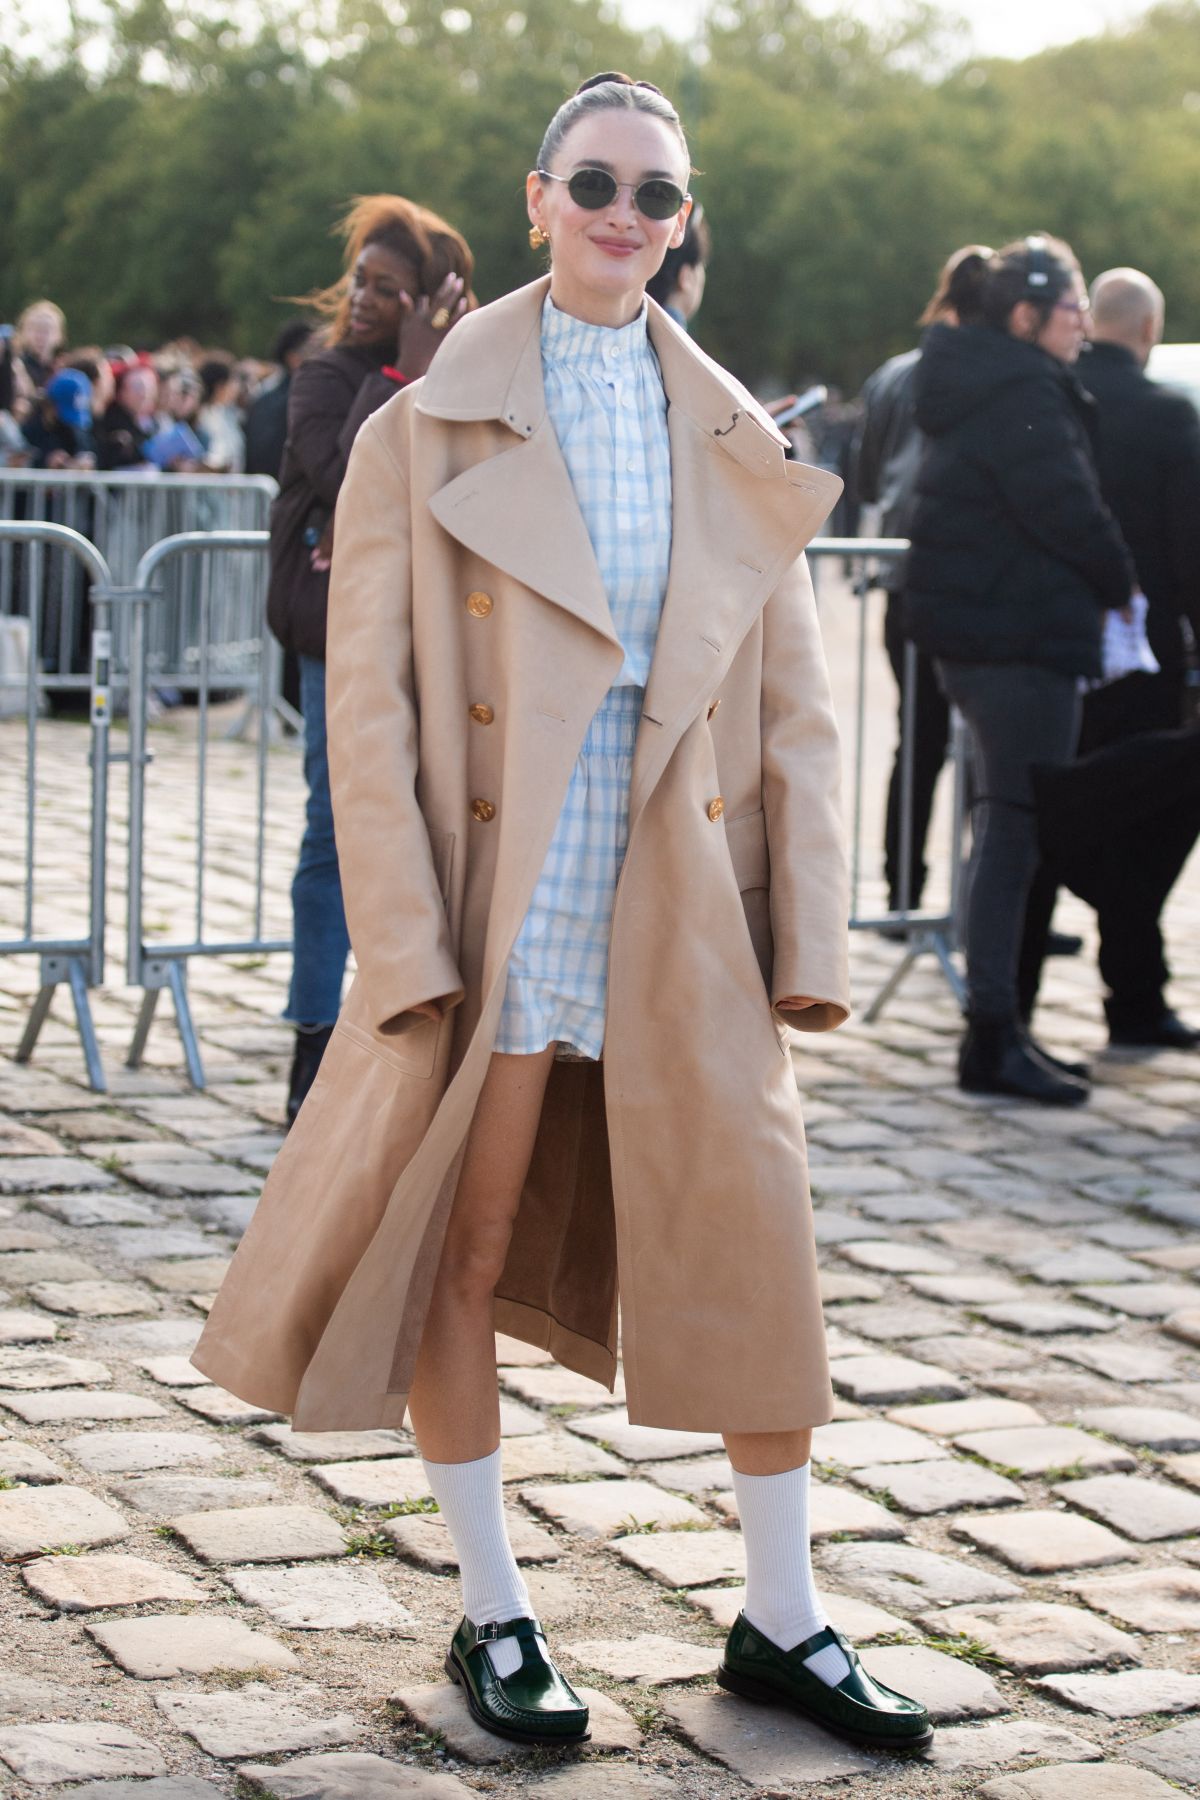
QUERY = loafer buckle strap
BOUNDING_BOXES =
[470,1616,544,1647]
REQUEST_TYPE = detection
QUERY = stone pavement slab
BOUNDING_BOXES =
[175,1384,281,1425]
[950,1509,1134,1572]
[888,1398,1044,1436]
[562,1632,721,1684]
[1054,1472,1200,1540]
[924,1720,1103,1771]
[88,1612,299,1678]
[58,1779,226,1798]
[953,1425,1135,1476]
[1062,1566,1200,1632]
[500,1363,625,1409]
[975,1301,1119,1335]
[1035,1668,1200,1716]
[113,1474,282,1513]
[565,1411,723,1461]
[236,1753,473,1797]
[137,1354,212,1386]
[0,1308,57,1343]
[1077,1405,1200,1452]
[2,1388,167,1423]
[860,1643,1007,1721]
[1051,1338,1183,1382]
[23,1551,203,1610]
[812,1419,951,1467]
[32,1191,160,1227]
[829,1352,967,1404]
[640,1455,734,1494]
[0,1348,111,1387]
[0,1439,66,1482]
[251,1423,410,1461]
[1124,1717,1200,1785]
[0,1483,130,1556]
[0,1723,166,1785]
[498,1430,626,1481]
[155,1687,361,1758]
[818,1542,1021,1611]
[171,1502,347,1564]
[64,1430,224,1474]
[225,1563,418,1630]
[1078,1281,1199,1318]
[309,1457,430,1507]
[930,1600,1140,1674]
[0,1250,104,1285]
[384,1509,558,1568]
[851,1458,1024,1515]
[613,1527,743,1588]
[29,1279,157,1316]
[660,1690,876,1785]
[530,1768,677,1799]
[391,1680,636,1763]
[978,1766,1180,1799]
[518,1477,706,1540]
[0,1157,116,1192]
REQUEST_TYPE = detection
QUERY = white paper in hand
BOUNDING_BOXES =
[1102,591,1160,682]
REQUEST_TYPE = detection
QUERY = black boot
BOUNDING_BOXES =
[959,1015,1089,1106]
[287,1024,334,1128]
[1017,1016,1090,1081]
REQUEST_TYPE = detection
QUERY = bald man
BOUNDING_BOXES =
[1019,266,1200,1050]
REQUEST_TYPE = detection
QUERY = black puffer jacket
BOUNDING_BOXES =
[905,323,1135,679]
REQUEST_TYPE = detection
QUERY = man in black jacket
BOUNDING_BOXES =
[1022,268,1200,1049]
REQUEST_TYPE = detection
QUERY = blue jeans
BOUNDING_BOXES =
[284,655,350,1027]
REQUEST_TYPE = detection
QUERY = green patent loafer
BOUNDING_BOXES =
[445,1615,590,1747]
[718,1614,933,1752]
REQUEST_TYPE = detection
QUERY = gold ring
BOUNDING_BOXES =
[430,307,452,330]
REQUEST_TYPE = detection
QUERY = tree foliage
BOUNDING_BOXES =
[3,0,1200,390]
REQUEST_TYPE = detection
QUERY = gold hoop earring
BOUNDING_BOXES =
[529,224,549,250]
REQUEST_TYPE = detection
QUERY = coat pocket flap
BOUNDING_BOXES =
[725,808,770,891]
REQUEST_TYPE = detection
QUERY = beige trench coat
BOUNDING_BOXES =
[194,277,850,1433]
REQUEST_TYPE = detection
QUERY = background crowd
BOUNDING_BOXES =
[0,301,315,479]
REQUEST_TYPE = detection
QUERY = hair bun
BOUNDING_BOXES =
[575,70,664,96]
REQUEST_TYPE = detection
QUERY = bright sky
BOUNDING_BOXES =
[618,0,1146,61]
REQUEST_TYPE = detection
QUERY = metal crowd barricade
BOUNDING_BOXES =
[0,520,119,1091]
[0,470,276,711]
[124,531,288,1088]
[808,537,968,1020]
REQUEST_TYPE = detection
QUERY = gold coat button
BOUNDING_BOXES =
[707,797,725,822]
[466,590,493,617]
[471,797,496,823]
[468,702,495,725]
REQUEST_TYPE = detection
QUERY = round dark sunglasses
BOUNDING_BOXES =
[537,167,688,221]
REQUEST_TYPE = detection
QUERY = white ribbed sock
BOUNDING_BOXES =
[421,1447,543,1679]
[731,1461,852,1688]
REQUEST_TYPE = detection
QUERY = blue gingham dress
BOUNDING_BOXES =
[495,297,673,1059]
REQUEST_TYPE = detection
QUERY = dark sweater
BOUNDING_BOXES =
[904,323,1134,679]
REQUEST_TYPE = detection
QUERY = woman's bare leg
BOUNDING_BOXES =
[407,1044,557,1463]
[723,1430,812,1475]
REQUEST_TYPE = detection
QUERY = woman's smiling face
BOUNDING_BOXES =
[527,108,691,328]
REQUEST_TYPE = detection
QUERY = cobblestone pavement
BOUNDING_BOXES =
[0,605,1197,1796]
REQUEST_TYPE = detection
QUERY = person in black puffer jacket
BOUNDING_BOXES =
[905,237,1136,1105]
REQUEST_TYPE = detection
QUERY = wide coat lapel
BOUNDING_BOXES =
[630,311,842,824]
[419,277,618,652]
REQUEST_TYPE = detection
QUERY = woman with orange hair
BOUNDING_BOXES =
[268,195,474,1124]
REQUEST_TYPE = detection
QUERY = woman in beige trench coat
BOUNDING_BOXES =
[196,73,931,1757]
